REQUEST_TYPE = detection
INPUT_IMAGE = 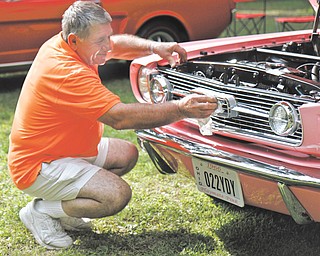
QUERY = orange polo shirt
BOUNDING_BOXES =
[8,33,121,190]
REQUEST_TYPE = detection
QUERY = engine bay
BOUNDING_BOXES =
[174,41,320,101]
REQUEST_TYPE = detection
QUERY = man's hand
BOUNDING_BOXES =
[177,94,218,119]
[151,42,187,67]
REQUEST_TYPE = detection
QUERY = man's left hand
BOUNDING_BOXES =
[151,42,187,67]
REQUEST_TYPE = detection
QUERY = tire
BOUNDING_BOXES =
[138,20,188,43]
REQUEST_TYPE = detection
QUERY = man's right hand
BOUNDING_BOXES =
[177,94,218,119]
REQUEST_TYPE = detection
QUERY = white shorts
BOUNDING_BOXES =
[22,138,109,201]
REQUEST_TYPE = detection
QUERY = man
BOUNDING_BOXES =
[7,1,217,250]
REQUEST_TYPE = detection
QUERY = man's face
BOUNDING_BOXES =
[73,23,113,66]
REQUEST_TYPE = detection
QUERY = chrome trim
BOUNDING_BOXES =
[192,87,269,119]
[158,68,311,146]
[150,75,173,103]
[269,101,300,136]
[136,129,320,189]
[278,182,313,224]
[232,105,269,118]
[138,139,176,174]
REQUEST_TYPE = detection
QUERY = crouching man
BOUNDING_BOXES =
[7,1,217,249]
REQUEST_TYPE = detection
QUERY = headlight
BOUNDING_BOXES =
[269,102,299,136]
[138,67,152,102]
[137,67,173,103]
[150,75,173,103]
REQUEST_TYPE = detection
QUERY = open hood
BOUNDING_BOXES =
[309,0,320,54]
[310,0,319,11]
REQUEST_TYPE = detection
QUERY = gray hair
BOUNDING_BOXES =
[61,1,112,41]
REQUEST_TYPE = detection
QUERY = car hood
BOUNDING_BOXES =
[310,0,318,11]
[308,0,320,54]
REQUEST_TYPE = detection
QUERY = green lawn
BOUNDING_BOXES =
[1,70,320,255]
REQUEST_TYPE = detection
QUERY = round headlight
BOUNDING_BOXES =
[269,101,299,136]
[138,67,154,102]
[150,76,173,103]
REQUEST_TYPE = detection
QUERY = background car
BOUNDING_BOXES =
[0,0,235,72]
[130,0,320,224]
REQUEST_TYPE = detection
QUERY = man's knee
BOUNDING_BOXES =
[127,142,139,170]
[106,139,139,176]
[107,182,132,216]
[76,170,132,217]
[97,173,132,216]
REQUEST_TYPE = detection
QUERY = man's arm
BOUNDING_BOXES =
[107,34,187,67]
[98,94,218,130]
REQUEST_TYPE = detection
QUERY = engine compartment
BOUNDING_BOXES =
[174,41,320,101]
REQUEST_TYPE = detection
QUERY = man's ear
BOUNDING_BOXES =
[67,34,77,50]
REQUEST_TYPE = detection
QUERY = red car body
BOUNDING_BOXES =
[0,0,235,71]
[130,1,320,224]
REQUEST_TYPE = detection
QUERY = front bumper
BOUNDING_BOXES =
[136,128,320,224]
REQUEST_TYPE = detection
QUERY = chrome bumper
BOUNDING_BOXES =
[136,128,320,224]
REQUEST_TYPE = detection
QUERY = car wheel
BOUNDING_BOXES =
[138,20,188,43]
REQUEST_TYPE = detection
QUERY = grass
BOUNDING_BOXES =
[1,69,320,256]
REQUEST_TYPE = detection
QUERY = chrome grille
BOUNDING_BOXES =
[158,68,316,146]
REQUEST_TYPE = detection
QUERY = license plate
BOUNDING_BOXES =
[192,157,244,207]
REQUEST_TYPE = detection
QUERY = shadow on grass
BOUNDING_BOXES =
[69,228,216,255]
[215,202,320,256]
[67,202,320,256]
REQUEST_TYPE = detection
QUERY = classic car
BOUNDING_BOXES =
[0,0,235,72]
[130,0,320,224]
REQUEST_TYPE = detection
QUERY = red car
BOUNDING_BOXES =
[0,0,235,72]
[130,0,320,224]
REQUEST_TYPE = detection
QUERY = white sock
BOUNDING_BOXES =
[35,200,69,218]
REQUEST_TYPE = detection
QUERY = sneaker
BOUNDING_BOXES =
[60,217,92,232]
[19,199,73,250]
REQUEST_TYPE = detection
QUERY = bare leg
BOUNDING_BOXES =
[103,138,139,176]
[61,138,139,218]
